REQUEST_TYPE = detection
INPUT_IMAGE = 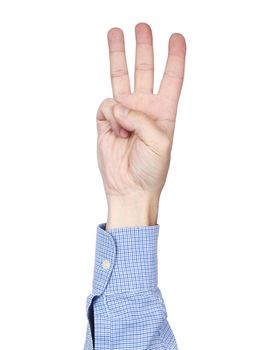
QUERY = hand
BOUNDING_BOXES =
[96,23,186,228]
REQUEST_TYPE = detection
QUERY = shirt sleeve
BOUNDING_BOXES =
[83,222,178,350]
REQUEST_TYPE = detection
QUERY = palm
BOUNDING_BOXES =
[118,93,175,132]
[97,23,186,197]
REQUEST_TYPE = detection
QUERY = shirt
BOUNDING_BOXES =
[83,222,178,350]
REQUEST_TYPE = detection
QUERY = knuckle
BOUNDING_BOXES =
[101,97,115,106]
[164,69,184,81]
[110,68,129,78]
[97,98,116,122]
[135,62,154,72]
[98,98,115,113]
[134,87,151,94]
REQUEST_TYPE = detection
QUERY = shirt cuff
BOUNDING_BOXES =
[91,222,160,296]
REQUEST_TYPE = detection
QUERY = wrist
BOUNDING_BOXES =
[106,192,160,230]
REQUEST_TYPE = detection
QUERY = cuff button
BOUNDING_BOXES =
[102,259,110,270]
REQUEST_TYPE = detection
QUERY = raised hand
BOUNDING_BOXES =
[96,23,186,228]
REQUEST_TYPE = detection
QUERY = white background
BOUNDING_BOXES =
[0,0,262,349]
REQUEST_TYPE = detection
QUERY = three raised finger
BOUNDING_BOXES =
[158,33,186,105]
[107,28,131,99]
[134,23,154,94]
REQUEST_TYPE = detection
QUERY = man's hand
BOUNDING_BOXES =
[96,23,186,229]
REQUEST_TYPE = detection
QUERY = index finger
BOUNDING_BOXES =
[107,28,131,99]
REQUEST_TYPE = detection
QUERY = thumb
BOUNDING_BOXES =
[113,104,169,148]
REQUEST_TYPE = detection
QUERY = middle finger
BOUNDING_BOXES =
[134,23,154,94]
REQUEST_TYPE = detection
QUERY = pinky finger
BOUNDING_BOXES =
[96,98,130,138]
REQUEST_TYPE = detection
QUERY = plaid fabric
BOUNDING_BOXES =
[83,223,178,350]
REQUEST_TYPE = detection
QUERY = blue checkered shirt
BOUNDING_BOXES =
[83,223,178,350]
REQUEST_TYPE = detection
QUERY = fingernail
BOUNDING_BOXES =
[115,104,129,118]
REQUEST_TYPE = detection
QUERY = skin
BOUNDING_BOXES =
[96,23,187,229]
